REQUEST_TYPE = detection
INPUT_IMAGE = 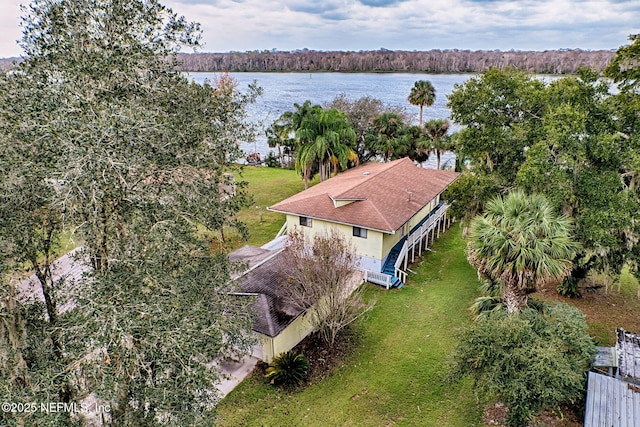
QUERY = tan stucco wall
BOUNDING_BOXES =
[408,198,437,230]
[284,193,441,271]
[259,310,315,363]
[285,214,385,261]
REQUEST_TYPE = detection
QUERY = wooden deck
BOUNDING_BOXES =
[364,202,451,289]
[585,371,640,427]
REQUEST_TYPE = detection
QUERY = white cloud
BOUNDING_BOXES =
[1,0,637,57]
[0,2,23,57]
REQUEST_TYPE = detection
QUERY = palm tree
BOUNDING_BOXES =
[369,112,406,162]
[275,101,322,182]
[467,191,579,313]
[422,118,450,169]
[295,108,358,187]
[266,118,293,167]
[407,80,435,127]
[283,100,320,131]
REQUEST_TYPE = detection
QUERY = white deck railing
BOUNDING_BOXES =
[275,222,287,239]
[392,203,449,285]
[363,270,393,290]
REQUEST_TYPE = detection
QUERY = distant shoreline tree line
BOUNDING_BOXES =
[0,48,616,75]
[167,49,617,75]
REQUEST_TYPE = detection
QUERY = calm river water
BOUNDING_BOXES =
[188,72,476,168]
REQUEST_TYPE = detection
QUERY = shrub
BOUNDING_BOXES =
[558,276,581,298]
[264,151,281,168]
[265,351,309,387]
[278,230,375,348]
[449,303,595,426]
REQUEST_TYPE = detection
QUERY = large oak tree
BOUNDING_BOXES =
[446,57,640,288]
[0,0,259,425]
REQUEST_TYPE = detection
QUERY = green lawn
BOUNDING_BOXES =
[218,166,640,425]
[216,228,485,426]
[224,166,318,250]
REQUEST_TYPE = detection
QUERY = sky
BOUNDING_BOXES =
[1,0,638,58]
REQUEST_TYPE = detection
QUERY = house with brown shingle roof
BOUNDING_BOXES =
[229,243,364,363]
[268,157,459,288]
[228,247,313,363]
[228,158,458,361]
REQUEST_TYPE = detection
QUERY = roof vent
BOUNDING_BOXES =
[363,171,370,176]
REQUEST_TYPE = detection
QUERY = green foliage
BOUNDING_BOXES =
[274,93,432,179]
[558,276,582,298]
[449,304,595,426]
[422,118,452,169]
[296,107,358,184]
[604,33,640,93]
[0,0,260,425]
[467,191,579,312]
[265,117,295,167]
[443,170,502,225]
[265,351,310,387]
[448,63,640,287]
[0,288,73,427]
[470,286,549,319]
[367,112,408,162]
[272,100,352,186]
[448,68,544,181]
[326,94,411,164]
[264,151,281,168]
[407,80,436,126]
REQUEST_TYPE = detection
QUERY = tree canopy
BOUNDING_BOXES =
[450,304,595,426]
[446,50,640,285]
[272,94,434,183]
[467,191,579,313]
[325,94,407,163]
[604,33,640,93]
[296,107,358,184]
[407,80,436,126]
[422,118,451,170]
[0,0,259,425]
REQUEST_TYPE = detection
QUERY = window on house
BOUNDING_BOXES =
[353,227,367,238]
[299,216,312,227]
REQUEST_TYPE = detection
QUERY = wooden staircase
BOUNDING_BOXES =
[381,241,405,288]
[368,202,450,289]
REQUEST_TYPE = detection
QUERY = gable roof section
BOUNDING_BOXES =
[268,158,459,233]
[233,250,304,338]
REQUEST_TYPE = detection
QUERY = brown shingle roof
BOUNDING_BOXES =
[268,158,459,233]
[233,250,304,338]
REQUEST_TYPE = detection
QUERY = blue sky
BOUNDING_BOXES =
[1,0,638,57]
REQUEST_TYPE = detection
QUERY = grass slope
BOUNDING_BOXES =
[216,228,484,426]
[220,166,640,425]
[225,166,318,250]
